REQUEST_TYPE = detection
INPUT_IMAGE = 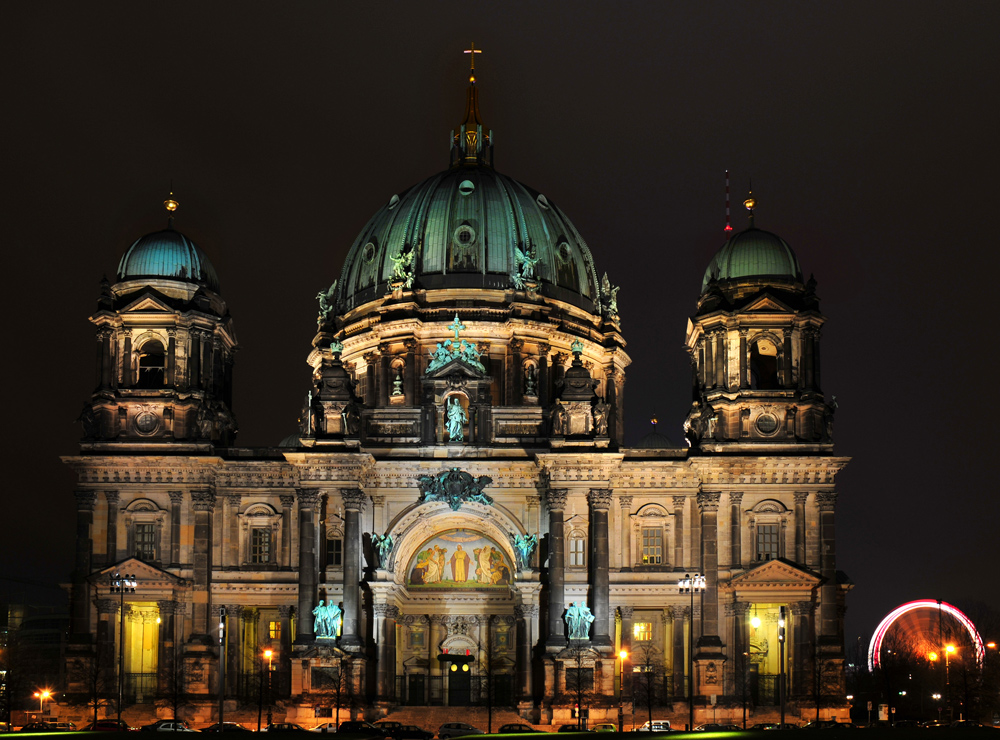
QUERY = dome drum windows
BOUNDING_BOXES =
[136,339,166,388]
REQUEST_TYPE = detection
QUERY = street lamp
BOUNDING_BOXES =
[264,649,275,729]
[33,689,51,715]
[617,650,628,731]
[110,573,137,728]
[778,606,786,728]
[944,644,955,721]
[679,574,706,731]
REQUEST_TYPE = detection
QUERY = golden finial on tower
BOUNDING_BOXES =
[464,42,482,83]
[743,181,756,227]
[164,191,179,213]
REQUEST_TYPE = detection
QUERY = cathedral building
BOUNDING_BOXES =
[64,63,850,726]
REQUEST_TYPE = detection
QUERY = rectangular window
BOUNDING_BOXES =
[268,621,281,640]
[251,528,271,565]
[565,667,593,691]
[135,523,156,561]
[569,537,586,567]
[312,666,339,691]
[633,622,653,642]
[326,538,343,567]
[757,524,779,561]
[641,528,663,564]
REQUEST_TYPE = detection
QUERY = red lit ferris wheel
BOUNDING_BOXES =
[867,599,985,672]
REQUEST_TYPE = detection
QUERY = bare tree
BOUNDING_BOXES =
[560,645,600,729]
[65,647,116,727]
[311,657,358,728]
[630,643,664,729]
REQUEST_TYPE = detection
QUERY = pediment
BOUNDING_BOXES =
[740,293,794,314]
[723,558,822,594]
[120,291,175,314]
[424,356,486,379]
[90,558,186,588]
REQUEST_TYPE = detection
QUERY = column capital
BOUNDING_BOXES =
[697,491,721,512]
[618,605,634,619]
[75,490,97,511]
[672,495,686,508]
[97,599,118,615]
[341,488,368,512]
[794,491,810,505]
[816,491,838,511]
[537,342,551,356]
[157,600,179,616]
[728,491,744,506]
[731,602,750,617]
[225,492,241,507]
[105,490,120,505]
[279,494,295,509]
[510,337,524,353]
[546,488,568,511]
[278,605,292,619]
[792,601,814,617]
[429,614,446,625]
[191,490,216,512]
[587,488,613,510]
[403,338,418,351]
[674,605,691,621]
[618,495,633,509]
[168,490,184,504]
[297,488,321,507]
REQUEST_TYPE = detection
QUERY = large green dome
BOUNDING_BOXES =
[117,228,220,292]
[701,225,801,292]
[333,164,600,314]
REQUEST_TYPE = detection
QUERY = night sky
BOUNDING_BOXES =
[4,2,999,649]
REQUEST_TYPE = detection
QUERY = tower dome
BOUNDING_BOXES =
[117,227,220,292]
[334,166,599,314]
[701,225,801,292]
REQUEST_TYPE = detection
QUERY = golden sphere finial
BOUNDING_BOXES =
[743,196,755,211]
[164,192,179,212]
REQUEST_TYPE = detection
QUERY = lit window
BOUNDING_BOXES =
[326,537,343,567]
[251,528,272,565]
[757,524,779,561]
[268,621,281,640]
[569,536,586,567]
[641,528,663,564]
[135,523,156,561]
[633,622,652,642]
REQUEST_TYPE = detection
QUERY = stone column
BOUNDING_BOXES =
[374,603,396,701]
[588,488,612,646]
[121,329,132,387]
[226,493,241,569]
[277,605,292,696]
[715,331,726,389]
[280,495,294,569]
[696,492,723,650]
[99,328,113,389]
[166,329,177,386]
[816,493,838,641]
[157,600,178,695]
[672,496,685,570]
[619,606,634,657]
[729,492,743,570]
[802,329,815,391]
[538,343,550,407]
[189,330,201,390]
[105,490,119,564]
[96,598,118,666]
[71,491,96,638]
[545,488,568,647]
[515,604,537,701]
[704,335,715,388]
[794,492,808,565]
[363,351,378,406]
[782,329,793,388]
[738,329,748,389]
[168,491,183,567]
[340,488,368,651]
[191,490,216,635]
[673,606,688,699]
[379,344,391,407]
[403,339,417,405]
[619,495,633,570]
[509,338,524,405]
[791,601,814,697]
[429,614,445,695]
[294,489,320,643]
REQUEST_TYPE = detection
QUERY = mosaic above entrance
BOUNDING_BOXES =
[407,528,513,589]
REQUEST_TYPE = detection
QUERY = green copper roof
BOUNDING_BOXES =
[117,228,220,291]
[701,226,802,292]
[333,165,600,314]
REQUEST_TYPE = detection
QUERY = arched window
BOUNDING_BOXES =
[749,335,780,390]
[747,499,791,564]
[137,340,166,388]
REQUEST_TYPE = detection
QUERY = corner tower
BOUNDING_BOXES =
[684,196,834,450]
[80,197,238,449]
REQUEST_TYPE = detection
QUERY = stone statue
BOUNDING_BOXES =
[524,365,537,396]
[512,244,540,291]
[512,533,538,569]
[551,404,567,436]
[565,601,594,640]
[372,533,393,569]
[389,248,414,288]
[592,398,610,436]
[446,396,467,442]
[313,599,342,638]
[417,467,494,511]
[77,404,99,438]
[341,403,360,435]
[600,272,620,319]
[316,280,337,324]
[196,404,214,439]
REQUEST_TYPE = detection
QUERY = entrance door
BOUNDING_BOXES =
[448,668,471,706]
[407,674,425,705]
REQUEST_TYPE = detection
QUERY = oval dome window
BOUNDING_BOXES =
[458,180,475,196]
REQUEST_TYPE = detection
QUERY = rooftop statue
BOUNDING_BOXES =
[600,272,620,320]
[565,601,595,640]
[512,533,538,569]
[512,243,540,291]
[446,396,468,442]
[372,533,393,569]
[417,467,494,512]
[389,247,415,288]
[425,315,486,374]
[316,280,337,324]
[312,599,343,639]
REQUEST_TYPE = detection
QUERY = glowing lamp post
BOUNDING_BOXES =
[679,574,705,730]
[778,606,787,728]
[264,649,275,728]
[110,573,137,727]
[945,645,955,721]
[618,650,628,731]
[33,689,51,715]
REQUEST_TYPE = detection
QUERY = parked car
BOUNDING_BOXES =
[19,722,61,732]
[556,726,593,733]
[264,724,309,732]
[949,720,987,729]
[82,719,139,732]
[496,725,540,734]
[437,723,483,739]
[800,721,857,730]
[374,724,433,740]
[591,725,616,733]
[693,724,740,732]
[141,720,195,732]
[335,721,392,740]
[636,721,671,732]
[200,723,251,732]
[310,724,340,733]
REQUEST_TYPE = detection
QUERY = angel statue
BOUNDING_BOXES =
[600,272,620,318]
[316,280,337,323]
[371,533,393,569]
[512,533,538,569]
[389,248,415,288]
[512,244,540,291]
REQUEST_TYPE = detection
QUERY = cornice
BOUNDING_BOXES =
[62,456,221,485]
[689,456,849,486]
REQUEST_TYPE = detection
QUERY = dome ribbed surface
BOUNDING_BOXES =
[117,228,220,291]
[702,226,801,291]
[335,165,600,313]
[636,429,676,449]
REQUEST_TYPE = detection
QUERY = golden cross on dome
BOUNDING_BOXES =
[464,43,482,81]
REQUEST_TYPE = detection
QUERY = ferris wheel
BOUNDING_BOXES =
[868,599,985,672]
